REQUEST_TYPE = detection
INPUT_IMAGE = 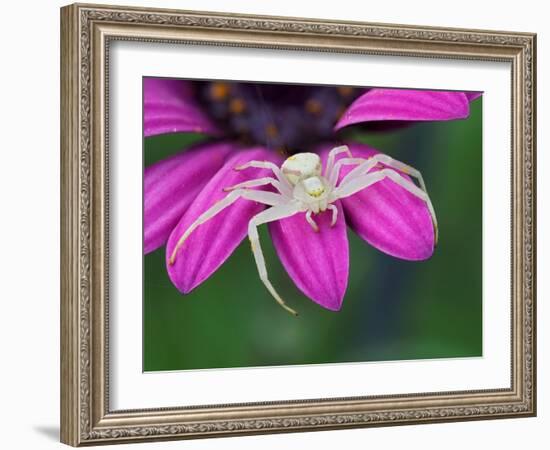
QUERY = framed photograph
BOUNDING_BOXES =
[60,3,536,446]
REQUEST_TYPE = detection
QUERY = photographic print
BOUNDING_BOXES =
[143,79,483,372]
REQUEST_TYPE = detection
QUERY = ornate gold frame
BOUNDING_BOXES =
[60,3,536,446]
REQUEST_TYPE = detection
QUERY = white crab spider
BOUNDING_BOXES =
[169,145,437,315]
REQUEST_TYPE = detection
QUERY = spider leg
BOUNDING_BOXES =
[369,154,428,193]
[334,168,438,242]
[338,155,437,238]
[340,154,428,193]
[234,160,293,193]
[334,171,385,199]
[324,145,351,177]
[338,157,379,185]
[223,176,291,197]
[305,210,319,232]
[248,204,302,315]
[327,204,338,227]
[328,157,368,187]
[169,189,286,265]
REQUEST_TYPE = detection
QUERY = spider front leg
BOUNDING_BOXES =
[248,204,302,315]
[335,168,438,242]
[369,154,429,193]
[168,188,286,265]
[340,154,429,198]
[223,176,290,197]
[234,160,293,196]
[338,156,438,240]
[324,145,352,177]
[327,157,369,187]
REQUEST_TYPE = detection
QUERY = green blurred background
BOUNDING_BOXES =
[143,91,482,372]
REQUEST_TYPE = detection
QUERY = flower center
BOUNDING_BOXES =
[197,81,360,153]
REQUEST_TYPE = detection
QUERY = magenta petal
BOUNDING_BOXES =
[269,203,349,311]
[335,89,470,130]
[320,142,435,260]
[465,91,483,102]
[166,147,282,293]
[144,141,235,254]
[144,78,219,137]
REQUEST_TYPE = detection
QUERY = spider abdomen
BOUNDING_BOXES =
[281,152,322,185]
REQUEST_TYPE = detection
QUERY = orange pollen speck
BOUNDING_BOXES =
[337,86,354,97]
[210,82,230,100]
[265,123,278,138]
[229,97,246,114]
[305,99,322,115]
